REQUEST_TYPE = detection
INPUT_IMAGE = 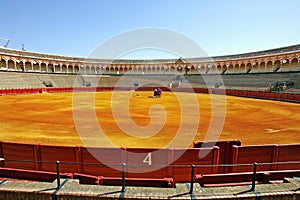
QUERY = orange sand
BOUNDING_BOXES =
[0,91,299,148]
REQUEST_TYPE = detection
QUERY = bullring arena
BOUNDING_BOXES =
[0,45,299,199]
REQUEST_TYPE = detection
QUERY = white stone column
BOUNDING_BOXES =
[264,62,267,72]
[45,62,49,73]
[5,60,8,70]
[14,61,17,70]
[38,62,42,72]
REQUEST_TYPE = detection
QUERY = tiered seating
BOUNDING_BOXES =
[49,75,70,88]
[36,75,55,87]
[186,72,300,90]
[20,74,43,88]
[0,72,41,89]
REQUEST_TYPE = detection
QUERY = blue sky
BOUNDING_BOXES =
[1,0,299,59]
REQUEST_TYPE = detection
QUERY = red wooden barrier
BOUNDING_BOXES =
[280,93,288,101]
[288,94,295,101]
[196,171,270,187]
[80,147,124,177]
[194,140,241,173]
[269,93,276,99]
[256,92,265,98]
[275,93,282,100]
[0,167,73,182]
[171,147,219,182]
[231,145,278,173]
[276,144,300,170]
[295,94,300,102]
[39,145,79,173]
[125,148,172,179]
[268,170,300,180]
[1,142,38,170]
[263,92,270,99]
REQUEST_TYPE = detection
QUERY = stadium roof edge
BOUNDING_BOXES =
[0,44,300,64]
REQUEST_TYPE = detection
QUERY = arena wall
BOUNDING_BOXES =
[0,140,299,184]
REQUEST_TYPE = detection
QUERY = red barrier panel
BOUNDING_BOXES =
[80,147,124,177]
[5,89,11,95]
[225,89,234,95]
[28,88,34,94]
[0,167,73,182]
[15,89,21,94]
[248,91,257,97]
[295,94,300,102]
[231,145,278,173]
[1,142,37,170]
[193,140,241,173]
[39,145,79,173]
[232,90,240,96]
[125,148,172,179]
[263,92,271,99]
[276,144,300,170]
[288,94,295,101]
[268,170,300,180]
[256,91,265,99]
[280,93,289,101]
[21,88,25,94]
[194,88,208,94]
[192,88,201,93]
[275,93,282,100]
[240,90,248,96]
[171,147,219,182]
[269,93,276,99]
[196,171,269,187]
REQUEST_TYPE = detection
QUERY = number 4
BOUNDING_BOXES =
[143,153,152,165]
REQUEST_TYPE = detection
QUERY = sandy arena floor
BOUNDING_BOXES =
[0,91,299,148]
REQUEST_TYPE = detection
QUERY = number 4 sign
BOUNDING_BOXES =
[142,153,152,165]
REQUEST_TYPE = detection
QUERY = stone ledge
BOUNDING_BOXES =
[0,178,299,199]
